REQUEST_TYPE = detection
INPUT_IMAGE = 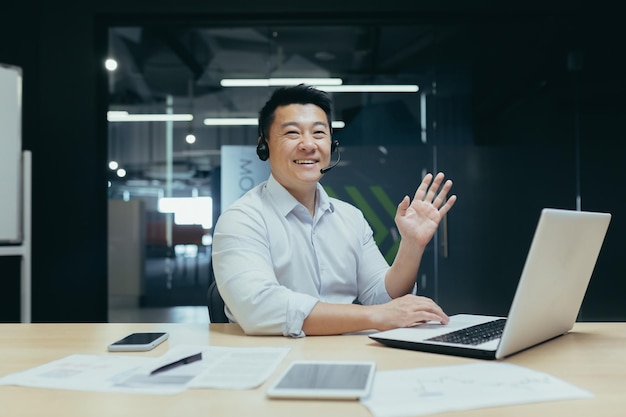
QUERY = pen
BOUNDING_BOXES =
[150,352,203,375]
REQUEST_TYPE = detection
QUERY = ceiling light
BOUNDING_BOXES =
[270,78,342,86]
[105,58,118,71]
[220,78,343,87]
[107,111,193,122]
[219,79,418,93]
[203,118,258,126]
[203,118,345,129]
[314,85,419,93]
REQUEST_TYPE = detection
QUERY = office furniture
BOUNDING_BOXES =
[108,199,145,308]
[207,263,228,323]
[0,150,31,323]
[0,322,624,417]
[207,280,228,323]
[0,64,22,245]
[0,64,32,323]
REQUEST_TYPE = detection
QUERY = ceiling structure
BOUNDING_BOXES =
[106,16,605,200]
[106,23,455,198]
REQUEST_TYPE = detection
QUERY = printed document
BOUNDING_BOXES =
[361,362,593,417]
[0,345,289,395]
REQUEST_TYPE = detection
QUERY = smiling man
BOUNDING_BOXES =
[211,84,456,337]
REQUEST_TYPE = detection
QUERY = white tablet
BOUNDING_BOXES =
[266,360,376,400]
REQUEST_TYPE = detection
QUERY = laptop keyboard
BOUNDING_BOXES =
[426,319,507,346]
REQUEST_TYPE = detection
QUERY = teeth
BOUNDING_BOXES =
[294,160,316,164]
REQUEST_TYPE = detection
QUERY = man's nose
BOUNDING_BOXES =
[299,133,316,150]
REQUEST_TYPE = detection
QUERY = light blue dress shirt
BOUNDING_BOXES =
[212,174,392,337]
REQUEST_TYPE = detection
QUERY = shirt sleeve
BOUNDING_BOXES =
[354,215,395,305]
[212,206,319,337]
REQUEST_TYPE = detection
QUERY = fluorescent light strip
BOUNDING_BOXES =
[220,80,418,93]
[314,85,419,93]
[107,111,193,122]
[220,78,343,87]
[203,118,345,129]
[203,118,258,126]
[270,78,343,86]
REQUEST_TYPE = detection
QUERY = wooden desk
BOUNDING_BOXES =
[1,323,624,417]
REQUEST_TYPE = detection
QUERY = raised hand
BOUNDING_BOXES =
[394,172,456,247]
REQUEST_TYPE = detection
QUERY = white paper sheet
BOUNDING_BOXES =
[0,345,290,395]
[0,354,182,394]
[360,362,593,417]
[162,344,291,389]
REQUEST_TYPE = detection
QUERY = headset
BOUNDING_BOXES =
[255,131,271,161]
[256,130,340,174]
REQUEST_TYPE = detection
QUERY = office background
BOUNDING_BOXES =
[0,1,624,323]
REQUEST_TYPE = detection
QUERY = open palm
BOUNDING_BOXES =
[395,172,456,247]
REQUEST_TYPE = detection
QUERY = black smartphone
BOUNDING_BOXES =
[107,332,169,352]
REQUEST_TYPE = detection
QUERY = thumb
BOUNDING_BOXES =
[396,195,410,217]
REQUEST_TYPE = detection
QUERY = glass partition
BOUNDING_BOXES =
[106,23,466,308]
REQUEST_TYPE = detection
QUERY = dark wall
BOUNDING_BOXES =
[1,2,623,322]
[1,6,107,322]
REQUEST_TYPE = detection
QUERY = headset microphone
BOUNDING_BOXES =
[320,144,341,174]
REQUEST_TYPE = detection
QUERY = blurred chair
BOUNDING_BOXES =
[207,263,228,323]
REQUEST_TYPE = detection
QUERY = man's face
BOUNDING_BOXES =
[266,103,332,191]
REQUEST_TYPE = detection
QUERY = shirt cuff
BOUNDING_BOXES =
[285,293,319,337]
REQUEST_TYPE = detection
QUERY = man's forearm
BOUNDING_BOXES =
[301,302,378,335]
[384,239,425,298]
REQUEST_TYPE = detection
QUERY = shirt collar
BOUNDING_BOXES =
[266,174,334,217]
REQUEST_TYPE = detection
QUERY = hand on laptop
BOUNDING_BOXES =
[371,294,450,330]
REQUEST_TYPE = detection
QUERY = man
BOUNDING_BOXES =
[212,84,456,336]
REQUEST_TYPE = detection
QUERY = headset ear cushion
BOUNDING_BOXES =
[331,140,339,153]
[256,141,269,161]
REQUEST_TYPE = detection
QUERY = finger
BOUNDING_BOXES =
[424,172,446,203]
[415,297,449,321]
[437,194,457,217]
[419,302,449,322]
[432,179,453,209]
[396,195,410,217]
[408,311,449,326]
[413,173,433,201]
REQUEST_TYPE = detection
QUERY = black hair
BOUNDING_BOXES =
[257,84,333,140]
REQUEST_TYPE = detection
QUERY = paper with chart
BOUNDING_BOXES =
[360,362,593,417]
[0,345,290,395]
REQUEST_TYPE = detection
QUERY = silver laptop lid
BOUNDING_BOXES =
[496,208,611,359]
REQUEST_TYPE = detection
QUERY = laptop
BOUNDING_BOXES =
[369,208,611,360]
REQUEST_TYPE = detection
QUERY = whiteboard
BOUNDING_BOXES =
[0,64,22,243]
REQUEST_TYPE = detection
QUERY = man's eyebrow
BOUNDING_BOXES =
[280,121,329,129]
[280,122,299,129]
[313,121,330,129]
